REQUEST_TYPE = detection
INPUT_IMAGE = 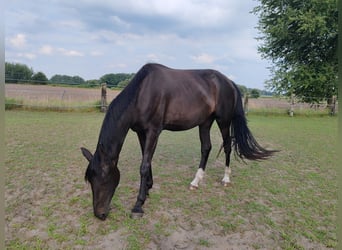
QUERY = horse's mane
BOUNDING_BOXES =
[106,64,151,121]
[97,64,151,155]
[85,64,159,182]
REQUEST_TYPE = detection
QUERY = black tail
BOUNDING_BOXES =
[231,86,277,160]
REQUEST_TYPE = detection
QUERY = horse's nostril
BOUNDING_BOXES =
[96,213,107,220]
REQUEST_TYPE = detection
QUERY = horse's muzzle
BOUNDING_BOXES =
[95,211,108,220]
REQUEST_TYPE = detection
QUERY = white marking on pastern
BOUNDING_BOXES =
[190,168,205,189]
[221,167,231,186]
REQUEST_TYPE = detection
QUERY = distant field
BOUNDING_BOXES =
[5,111,337,249]
[5,83,336,115]
[5,84,120,111]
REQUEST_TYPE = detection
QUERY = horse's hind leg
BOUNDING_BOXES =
[190,119,214,190]
[217,121,233,186]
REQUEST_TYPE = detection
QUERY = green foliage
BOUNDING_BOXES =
[250,89,260,98]
[31,72,48,84]
[50,74,85,85]
[5,98,23,110]
[237,84,248,97]
[85,79,100,87]
[100,73,134,88]
[117,75,134,89]
[5,62,34,83]
[253,0,338,103]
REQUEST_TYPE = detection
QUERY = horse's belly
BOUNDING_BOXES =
[163,105,213,131]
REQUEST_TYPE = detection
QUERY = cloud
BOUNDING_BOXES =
[5,1,269,89]
[17,52,36,60]
[39,45,84,57]
[9,34,27,48]
[39,45,54,55]
[110,16,130,29]
[90,51,103,56]
[57,48,84,57]
[191,53,216,64]
[57,20,85,30]
[107,63,128,69]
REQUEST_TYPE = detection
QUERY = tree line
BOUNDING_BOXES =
[5,62,134,89]
[5,62,267,98]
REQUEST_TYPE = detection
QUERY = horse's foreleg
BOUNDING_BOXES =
[131,130,159,218]
[190,168,205,190]
[137,132,153,195]
[146,167,153,196]
[190,121,213,190]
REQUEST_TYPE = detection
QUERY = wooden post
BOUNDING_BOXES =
[330,95,337,116]
[244,94,249,115]
[289,94,294,117]
[100,82,107,112]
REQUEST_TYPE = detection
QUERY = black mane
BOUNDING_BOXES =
[85,64,153,182]
[107,64,150,121]
[97,64,150,146]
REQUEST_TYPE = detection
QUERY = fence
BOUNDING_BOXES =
[5,83,338,115]
[5,83,118,111]
[244,95,338,116]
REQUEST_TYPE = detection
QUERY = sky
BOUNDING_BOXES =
[5,0,272,90]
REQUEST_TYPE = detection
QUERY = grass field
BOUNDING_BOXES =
[5,111,337,249]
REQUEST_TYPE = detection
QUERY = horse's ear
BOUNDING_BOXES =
[81,147,93,162]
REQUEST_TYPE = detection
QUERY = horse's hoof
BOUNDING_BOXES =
[222,181,233,187]
[189,184,198,190]
[130,212,144,219]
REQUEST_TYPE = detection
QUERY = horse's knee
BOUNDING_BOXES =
[201,143,212,155]
[140,164,150,177]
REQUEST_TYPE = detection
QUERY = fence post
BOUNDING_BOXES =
[244,94,249,115]
[100,82,107,112]
[330,95,337,116]
[289,94,295,117]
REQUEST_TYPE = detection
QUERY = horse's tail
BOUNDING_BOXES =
[230,84,277,160]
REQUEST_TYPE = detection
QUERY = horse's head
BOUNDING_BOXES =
[81,146,120,220]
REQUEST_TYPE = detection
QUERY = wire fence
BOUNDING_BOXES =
[5,84,119,111]
[5,83,338,115]
[245,95,338,116]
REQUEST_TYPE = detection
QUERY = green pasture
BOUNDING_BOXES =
[5,111,337,249]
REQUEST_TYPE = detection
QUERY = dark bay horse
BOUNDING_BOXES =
[81,63,276,220]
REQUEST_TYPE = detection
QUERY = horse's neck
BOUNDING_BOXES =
[98,106,133,160]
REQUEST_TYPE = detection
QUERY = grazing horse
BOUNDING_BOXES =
[81,63,276,220]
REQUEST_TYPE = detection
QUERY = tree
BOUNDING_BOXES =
[71,76,85,85]
[237,84,248,97]
[117,77,133,89]
[31,72,48,84]
[252,0,338,103]
[5,62,34,83]
[85,79,100,87]
[100,73,134,87]
[50,74,85,85]
[250,89,260,99]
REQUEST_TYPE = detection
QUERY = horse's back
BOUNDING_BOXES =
[134,64,237,130]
